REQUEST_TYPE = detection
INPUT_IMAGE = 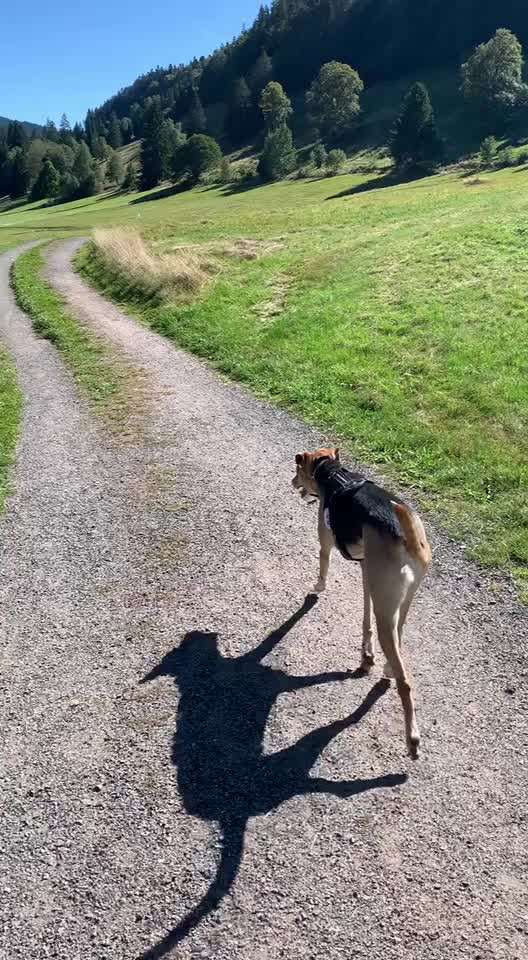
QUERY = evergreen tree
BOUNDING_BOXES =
[311,141,327,168]
[59,113,71,141]
[259,81,292,131]
[228,77,253,143]
[108,113,123,149]
[389,82,443,173]
[306,61,363,138]
[141,98,170,188]
[72,123,85,142]
[186,88,207,134]
[122,161,140,192]
[72,141,94,181]
[93,137,110,161]
[107,149,125,185]
[31,158,61,200]
[258,123,296,180]
[7,121,28,149]
[9,148,30,198]
[120,117,133,143]
[43,118,60,143]
[130,103,144,139]
[249,50,273,94]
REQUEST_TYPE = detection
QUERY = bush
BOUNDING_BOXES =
[479,135,498,168]
[326,148,346,174]
[517,148,528,166]
[497,146,516,168]
[173,134,222,185]
[218,156,232,183]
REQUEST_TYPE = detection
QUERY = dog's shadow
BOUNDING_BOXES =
[140,596,405,959]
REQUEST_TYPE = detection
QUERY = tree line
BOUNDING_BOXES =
[0,114,134,203]
[1,26,526,203]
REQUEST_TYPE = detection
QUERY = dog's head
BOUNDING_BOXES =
[292,446,340,499]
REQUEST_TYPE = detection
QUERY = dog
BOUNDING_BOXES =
[292,446,431,758]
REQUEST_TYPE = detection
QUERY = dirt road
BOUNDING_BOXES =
[0,239,526,960]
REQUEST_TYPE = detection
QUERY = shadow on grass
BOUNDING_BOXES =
[139,595,404,959]
[326,168,429,200]
[129,181,192,205]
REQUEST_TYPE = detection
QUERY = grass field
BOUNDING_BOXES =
[1,162,527,595]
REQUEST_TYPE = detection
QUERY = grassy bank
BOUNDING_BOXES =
[11,246,138,431]
[0,349,22,512]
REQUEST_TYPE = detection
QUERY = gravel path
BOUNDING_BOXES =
[0,239,526,960]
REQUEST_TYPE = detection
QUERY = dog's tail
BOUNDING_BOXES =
[392,502,431,569]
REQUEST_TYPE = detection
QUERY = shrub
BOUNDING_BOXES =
[479,135,498,168]
[326,148,346,174]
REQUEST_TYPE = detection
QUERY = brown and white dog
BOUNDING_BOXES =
[292,446,431,758]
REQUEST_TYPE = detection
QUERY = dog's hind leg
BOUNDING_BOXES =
[364,533,420,758]
[360,561,375,670]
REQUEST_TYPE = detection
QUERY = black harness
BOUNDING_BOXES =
[313,457,402,561]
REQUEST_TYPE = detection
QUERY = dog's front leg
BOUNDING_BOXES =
[313,503,334,593]
[360,560,375,669]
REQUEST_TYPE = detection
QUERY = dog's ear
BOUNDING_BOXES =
[295,453,304,466]
[334,447,340,461]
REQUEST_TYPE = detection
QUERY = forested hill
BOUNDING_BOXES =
[87,0,528,143]
[0,117,41,136]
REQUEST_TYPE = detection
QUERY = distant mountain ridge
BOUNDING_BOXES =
[0,116,42,135]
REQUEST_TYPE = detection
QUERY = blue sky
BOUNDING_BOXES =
[1,0,263,126]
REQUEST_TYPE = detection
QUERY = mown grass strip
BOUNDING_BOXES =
[12,245,140,434]
[0,348,22,513]
[77,232,528,602]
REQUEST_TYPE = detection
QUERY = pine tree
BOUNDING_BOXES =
[107,150,124,185]
[389,82,443,173]
[249,50,273,94]
[9,148,30,198]
[259,82,292,131]
[186,89,207,134]
[228,77,253,143]
[311,141,327,168]
[43,118,60,143]
[141,98,170,188]
[258,123,296,181]
[108,113,123,149]
[122,161,140,192]
[72,141,94,183]
[7,121,28,149]
[31,158,61,200]
[59,114,71,140]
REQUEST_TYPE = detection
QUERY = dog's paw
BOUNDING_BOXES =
[312,579,326,594]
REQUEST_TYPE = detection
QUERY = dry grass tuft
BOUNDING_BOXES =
[93,227,210,300]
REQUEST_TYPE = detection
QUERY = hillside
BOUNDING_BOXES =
[0,116,41,136]
[86,0,528,154]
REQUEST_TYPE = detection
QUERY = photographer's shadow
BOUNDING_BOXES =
[140,595,406,959]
